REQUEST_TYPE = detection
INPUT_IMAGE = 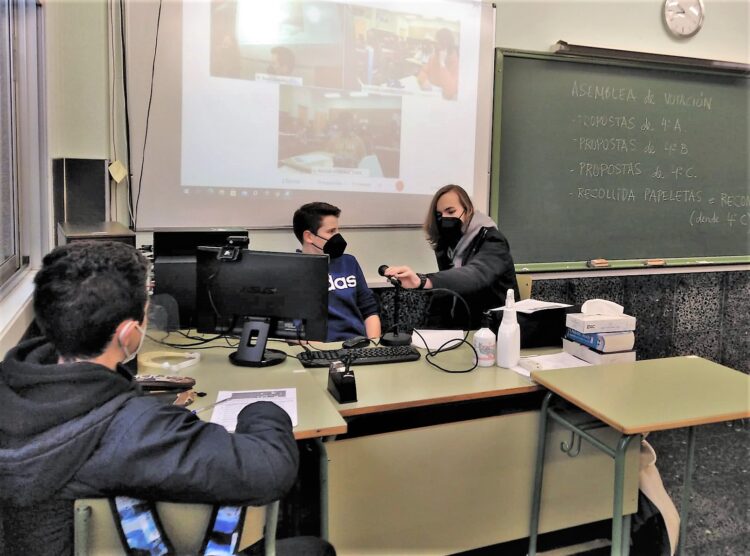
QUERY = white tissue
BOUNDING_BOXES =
[581,299,624,315]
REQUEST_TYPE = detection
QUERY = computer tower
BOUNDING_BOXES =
[152,228,248,329]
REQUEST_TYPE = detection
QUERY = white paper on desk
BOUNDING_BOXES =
[411,329,464,350]
[510,352,590,377]
[493,299,572,314]
[210,389,298,432]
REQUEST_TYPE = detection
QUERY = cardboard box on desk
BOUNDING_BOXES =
[491,305,580,348]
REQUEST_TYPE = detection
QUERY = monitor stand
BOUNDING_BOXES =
[229,317,287,367]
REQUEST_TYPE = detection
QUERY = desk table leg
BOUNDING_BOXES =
[315,436,333,541]
[612,435,638,556]
[528,391,554,556]
[677,426,696,556]
[612,434,637,556]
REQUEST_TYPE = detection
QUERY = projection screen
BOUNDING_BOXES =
[125,0,495,229]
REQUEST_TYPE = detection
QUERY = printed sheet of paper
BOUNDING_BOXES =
[411,329,464,350]
[210,389,298,432]
[510,352,591,377]
[493,299,572,314]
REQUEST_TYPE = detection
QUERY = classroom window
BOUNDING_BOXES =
[0,0,20,289]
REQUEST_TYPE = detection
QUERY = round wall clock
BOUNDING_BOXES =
[664,0,705,38]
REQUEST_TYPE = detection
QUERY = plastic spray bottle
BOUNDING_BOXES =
[496,289,520,368]
[472,311,496,367]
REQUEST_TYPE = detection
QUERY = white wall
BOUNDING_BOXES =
[495,0,748,64]
[45,0,109,159]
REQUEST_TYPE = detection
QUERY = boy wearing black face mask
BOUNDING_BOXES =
[384,184,519,329]
[293,202,382,341]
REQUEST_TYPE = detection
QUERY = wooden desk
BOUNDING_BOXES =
[529,356,750,556]
[143,341,347,440]
[306,343,548,416]
[142,340,639,555]
[302,343,639,555]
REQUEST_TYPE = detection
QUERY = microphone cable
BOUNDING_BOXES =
[387,286,478,373]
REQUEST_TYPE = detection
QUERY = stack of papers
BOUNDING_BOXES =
[510,352,590,377]
[494,299,571,313]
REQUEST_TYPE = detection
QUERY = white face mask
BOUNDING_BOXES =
[118,322,146,364]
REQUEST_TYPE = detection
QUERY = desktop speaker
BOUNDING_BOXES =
[53,158,109,243]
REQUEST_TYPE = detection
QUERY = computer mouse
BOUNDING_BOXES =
[342,336,371,349]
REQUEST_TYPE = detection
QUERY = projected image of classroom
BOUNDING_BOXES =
[278,85,402,178]
[209,0,352,89]
[352,6,461,101]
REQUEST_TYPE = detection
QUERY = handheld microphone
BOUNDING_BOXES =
[378,265,400,287]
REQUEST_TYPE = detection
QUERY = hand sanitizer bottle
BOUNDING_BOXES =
[472,311,496,367]
[496,289,520,368]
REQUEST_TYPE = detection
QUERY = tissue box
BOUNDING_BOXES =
[566,313,636,334]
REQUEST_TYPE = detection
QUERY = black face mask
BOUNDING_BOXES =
[315,232,347,259]
[436,212,464,248]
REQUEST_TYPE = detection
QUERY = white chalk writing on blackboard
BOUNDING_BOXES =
[571,81,638,102]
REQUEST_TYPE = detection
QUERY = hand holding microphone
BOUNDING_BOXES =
[378,264,401,287]
[378,264,422,289]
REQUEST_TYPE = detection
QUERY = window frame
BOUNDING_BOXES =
[0,0,21,289]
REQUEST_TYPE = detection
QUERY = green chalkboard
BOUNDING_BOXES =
[490,51,750,270]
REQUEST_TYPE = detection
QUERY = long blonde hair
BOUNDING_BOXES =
[423,184,474,248]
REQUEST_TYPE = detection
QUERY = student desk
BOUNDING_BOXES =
[528,356,750,556]
[175,344,347,440]
[301,344,639,555]
[145,340,639,555]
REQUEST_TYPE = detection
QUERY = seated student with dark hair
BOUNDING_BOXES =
[293,202,381,341]
[0,241,333,556]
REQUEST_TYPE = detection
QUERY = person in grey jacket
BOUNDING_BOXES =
[0,241,316,555]
[384,184,519,329]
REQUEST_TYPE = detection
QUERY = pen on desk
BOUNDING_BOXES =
[191,397,231,415]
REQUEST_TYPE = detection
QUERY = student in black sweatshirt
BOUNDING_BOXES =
[0,241,331,556]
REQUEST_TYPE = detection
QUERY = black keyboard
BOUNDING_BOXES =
[297,345,421,368]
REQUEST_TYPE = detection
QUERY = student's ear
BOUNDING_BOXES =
[302,229,315,245]
[113,320,135,351]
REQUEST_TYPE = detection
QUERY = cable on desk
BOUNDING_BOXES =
[407,287,478,374]
[146,332,236,349]
[411,328,478,374]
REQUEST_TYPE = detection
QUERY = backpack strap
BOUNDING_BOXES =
[110,497,247,555]
[109,496,175,555]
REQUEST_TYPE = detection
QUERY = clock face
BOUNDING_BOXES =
[664,0,705,37]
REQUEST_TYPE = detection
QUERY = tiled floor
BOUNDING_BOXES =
[647,419,750,555]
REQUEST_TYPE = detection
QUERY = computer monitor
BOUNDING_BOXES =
[195,247,329,367]
[152,228,248,329]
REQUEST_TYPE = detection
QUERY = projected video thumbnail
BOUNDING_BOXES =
[278,85,402,178]
[352,6,460,101]
[209,0,461,101]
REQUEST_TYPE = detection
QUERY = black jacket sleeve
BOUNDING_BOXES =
[428,229,516,299]
[64,398,299,506]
